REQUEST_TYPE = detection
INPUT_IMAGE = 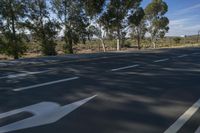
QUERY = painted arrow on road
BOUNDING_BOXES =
[0,95,97,133]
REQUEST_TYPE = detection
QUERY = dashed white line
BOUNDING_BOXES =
[111,64,140,72]
[164,98,200,133]
[0,70,50,79]
[195,126,200,133]
[153,58,169,63]
[13,77,79,91]
[192,53,200,55]
[177,54,188,58]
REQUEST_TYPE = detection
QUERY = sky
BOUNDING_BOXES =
[142,0,200,36]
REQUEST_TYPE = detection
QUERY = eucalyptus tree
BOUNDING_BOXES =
[81,0,105,18]
[81,0,106,51]
[88,25,106,52]
[25,0,59,56]
[145,0,169,48]
[52,0,89,54]
[99,0,142,51]
[128,7,146,50]
[0,0,28,59]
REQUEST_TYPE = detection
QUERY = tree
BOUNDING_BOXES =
[52,0,89,54]
[145,0,169,48]
[99,0,142,51]
[173,37,181,44]
[25,0,59,56]
[0,0,28,59]
[88,25,106,52]
[81,0,105,18]
[81,0,106,51]
[129,7,146,50]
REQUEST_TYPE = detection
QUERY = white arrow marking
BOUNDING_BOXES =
[0,95,97,133]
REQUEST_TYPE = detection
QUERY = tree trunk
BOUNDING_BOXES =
[153,41,156,48]
[100,38,106,52]
[137,34,141,50]
[151,35,156,48]
[117,39,120,51]
[137,28,141,50]
[117,28,121,51]
[68,38,73,54]
[10,1,18,59]
[64,28,73,54]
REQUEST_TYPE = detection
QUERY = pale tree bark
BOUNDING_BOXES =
[136,28,141,50]
[100,39,106,52]
[151,35,156,48]
[117,39,120,51]
[117,27,121,51]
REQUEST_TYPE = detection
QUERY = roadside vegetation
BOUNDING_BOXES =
[0,0,199,60]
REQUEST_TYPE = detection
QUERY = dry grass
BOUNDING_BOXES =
[1,38,200,60]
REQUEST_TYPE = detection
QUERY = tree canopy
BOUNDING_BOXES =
[0,0,170,59]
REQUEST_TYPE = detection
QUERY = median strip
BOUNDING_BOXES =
[13,77,79,92]
[111,64,140,72]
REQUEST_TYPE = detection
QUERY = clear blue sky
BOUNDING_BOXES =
[142,0,200,36]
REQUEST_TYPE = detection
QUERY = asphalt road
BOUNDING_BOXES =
[0,48,200,133]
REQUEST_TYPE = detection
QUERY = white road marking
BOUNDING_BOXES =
[0,70,50,79]
[177,54,188,58]
[195,126,200,133]
[13,77,79,91]
[192,53,200,55]
[111,64,140,72]
[164,98,200,133]
[0,95,96,133]
[153,58,169,63]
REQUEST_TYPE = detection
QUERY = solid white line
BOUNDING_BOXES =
[177,54,188,58]
[0,70,50,79]
[164,98,200,133]
[153,58,169,63]
[111,64,140,72]
[195,126,200,133]
[13,77,79,91]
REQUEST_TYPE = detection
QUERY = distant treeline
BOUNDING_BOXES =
[0,0,169,59]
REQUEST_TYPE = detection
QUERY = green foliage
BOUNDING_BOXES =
[129,7,146,49]
[25,0,59,56]
[0,0,28,59]
[129,7,145,27]
[145,0,169,48]
[52,0,89,54]
[81,0,105,17]
[99,0,142,50]
[0,0,172,59]
[173,37,181,44]
[0,34,27,57]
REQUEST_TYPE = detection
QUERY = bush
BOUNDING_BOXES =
[173,37,181,44]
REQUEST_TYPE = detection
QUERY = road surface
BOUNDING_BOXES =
[0,48,200,133]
